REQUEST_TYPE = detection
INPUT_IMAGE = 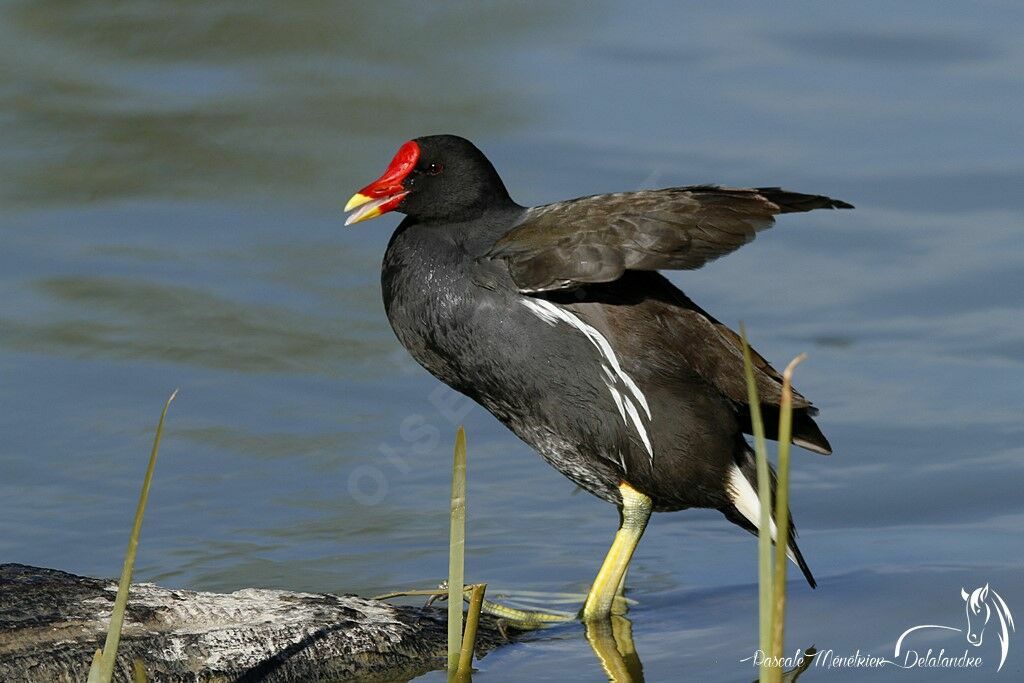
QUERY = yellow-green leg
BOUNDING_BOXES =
[583,483,652,621]
[612,567,629,616]
[609,506,630,616]
[475,482,650,628]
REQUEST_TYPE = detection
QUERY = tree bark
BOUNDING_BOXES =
[0,564,510,682]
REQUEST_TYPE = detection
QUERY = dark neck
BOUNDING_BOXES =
[394,201,526,257]
[416,184,520,224]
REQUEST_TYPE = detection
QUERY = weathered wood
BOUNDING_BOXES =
[0,564,511,682]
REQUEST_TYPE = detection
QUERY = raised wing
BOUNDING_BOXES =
[488,186,852,293]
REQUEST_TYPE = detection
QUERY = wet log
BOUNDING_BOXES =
[0,563,510,682]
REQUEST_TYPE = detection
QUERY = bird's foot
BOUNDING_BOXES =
[476,588,586,629]
[478,597,577,630]
[479,589,636,629]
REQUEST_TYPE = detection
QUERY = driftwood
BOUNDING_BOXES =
[0,564,512,682]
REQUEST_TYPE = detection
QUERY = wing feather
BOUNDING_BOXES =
[488,186,851,293]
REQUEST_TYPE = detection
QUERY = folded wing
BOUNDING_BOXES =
[563,273,833,454]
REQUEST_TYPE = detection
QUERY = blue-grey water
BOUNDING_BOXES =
[2,2,1022,681]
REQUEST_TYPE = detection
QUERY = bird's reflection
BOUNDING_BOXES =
[585,615,645,682]
[581,614,817,683]
[474,589,816,682]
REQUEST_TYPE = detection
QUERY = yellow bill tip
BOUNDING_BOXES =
[345,204,383,226]
[344,192,373,213]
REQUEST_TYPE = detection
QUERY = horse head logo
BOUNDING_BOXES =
[896,583,1015,672]
[963,584,992,645]
[961,583,1014,667]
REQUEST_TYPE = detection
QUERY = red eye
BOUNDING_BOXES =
[427,162,444,176]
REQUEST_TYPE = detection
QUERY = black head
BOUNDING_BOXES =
[345,135,514,226]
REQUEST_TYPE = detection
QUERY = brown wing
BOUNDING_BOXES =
[668,304,832,454]
[489,186,852,293]
[554,271,833,454]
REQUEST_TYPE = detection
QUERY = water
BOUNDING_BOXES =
[2,2,1022,680]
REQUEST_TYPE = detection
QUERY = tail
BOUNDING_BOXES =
[721,448,817,589]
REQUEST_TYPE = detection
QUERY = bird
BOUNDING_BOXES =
[344,134,851,620]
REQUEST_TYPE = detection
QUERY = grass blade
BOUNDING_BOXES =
[447,427,467,680]
[769,356,805,670]
[738,324,773,682]
[132,658,148,683]
[86,648,102,683]
[96,390,177,681]
[455,583,487,681]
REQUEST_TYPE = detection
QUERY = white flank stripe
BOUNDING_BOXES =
[623,398,653,457]
[604,380,628,423]
[522,298,654,460]
[727,464,798,565]
[618,372,651,419]
[522,299,561,325]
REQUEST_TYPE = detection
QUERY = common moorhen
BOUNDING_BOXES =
[345,135,852,620]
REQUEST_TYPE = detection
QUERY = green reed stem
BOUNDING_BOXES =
[89,390,177,683]
[455,583,487,681]
[738,325,773,682]
[769,355,805,682]
[131,658,148,683]
[447,427,467,680]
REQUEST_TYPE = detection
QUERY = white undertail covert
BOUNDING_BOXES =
[727,463,799,565]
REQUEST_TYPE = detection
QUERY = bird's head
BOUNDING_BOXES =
[345,135,511,226]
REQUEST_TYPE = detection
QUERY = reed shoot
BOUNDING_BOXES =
[447,426,467,680]
[87,390,176,683]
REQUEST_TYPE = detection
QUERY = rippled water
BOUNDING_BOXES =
[2,2,1022,681]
